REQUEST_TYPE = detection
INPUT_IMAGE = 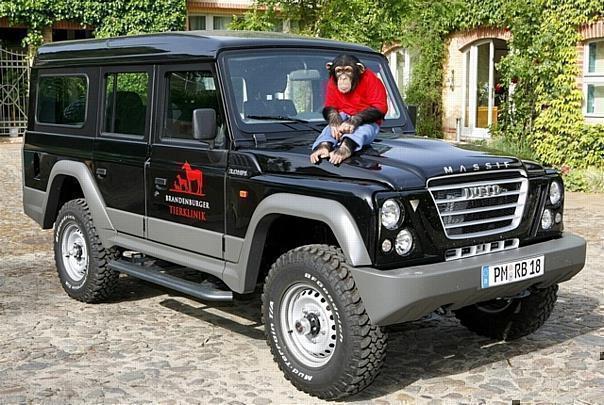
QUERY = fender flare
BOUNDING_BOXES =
[43,160,116,243]
[223,193,372,293]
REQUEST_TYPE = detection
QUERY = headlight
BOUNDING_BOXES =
[381,239,392,253]
[381,199,403,230]
[549,181,562,205]
[395,229,413,255]
[541,209,553,230]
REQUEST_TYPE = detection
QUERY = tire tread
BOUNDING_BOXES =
[261,244,387,400]
[54,198,119,303]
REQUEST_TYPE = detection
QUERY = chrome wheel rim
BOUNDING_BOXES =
[280,282,337,368]
[61,223,88,282]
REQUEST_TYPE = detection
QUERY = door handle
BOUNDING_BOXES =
[155,177,167,190]
[96,168,107,178]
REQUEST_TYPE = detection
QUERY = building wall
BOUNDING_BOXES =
[577,19,604,125]
[187,0,253,30]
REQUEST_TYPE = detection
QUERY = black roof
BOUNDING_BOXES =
[35,31,377,67]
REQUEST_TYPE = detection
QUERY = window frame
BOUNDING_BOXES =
[99,65,154,140]
[35,72,90,129]
[386,47,413,96]
[155,62,228,149]
[188,15,207,30]
[583,39,604,119]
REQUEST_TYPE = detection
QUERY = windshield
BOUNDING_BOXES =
[222,50,403,131]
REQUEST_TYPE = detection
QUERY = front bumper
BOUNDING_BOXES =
[350,233,586,326]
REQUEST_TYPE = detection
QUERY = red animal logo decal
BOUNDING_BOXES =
[170,161,205,196]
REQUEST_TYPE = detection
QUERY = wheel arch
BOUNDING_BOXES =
[42,161,116,243]
[223,193,372,293]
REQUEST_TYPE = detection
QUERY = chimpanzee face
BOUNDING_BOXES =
[326,54,366,94]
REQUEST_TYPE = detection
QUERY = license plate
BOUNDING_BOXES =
[481,256,545,288]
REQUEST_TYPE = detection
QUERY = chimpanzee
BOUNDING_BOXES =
[310,54,388,165]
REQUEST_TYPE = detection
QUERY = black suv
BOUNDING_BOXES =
[23,31,586,399]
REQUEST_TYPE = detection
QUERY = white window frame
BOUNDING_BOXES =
[461,39,495,140]
[188,14,235,31]
[386,48,412,96]
[583,39,604,119]
[188,15,209,30]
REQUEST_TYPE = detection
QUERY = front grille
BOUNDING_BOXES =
[445,239,519,261]
[428,170,529,239]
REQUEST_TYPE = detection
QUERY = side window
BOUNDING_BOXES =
[163,70,222,141]
[103,72,149,136]
[37,75,87,126]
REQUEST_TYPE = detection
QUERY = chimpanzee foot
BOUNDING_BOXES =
[310,142,333,164]
[329,138,356,165]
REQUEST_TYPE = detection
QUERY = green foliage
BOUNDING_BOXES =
[560,166,604,193]
[230,0,411,50]
[485,134,539,162]
[5,0,601,171]
[0,0,186,46]
[230,3,279,32]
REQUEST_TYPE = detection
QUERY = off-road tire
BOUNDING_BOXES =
[454,285,558,341]
[262,244,387,400]
[54,198,119,303]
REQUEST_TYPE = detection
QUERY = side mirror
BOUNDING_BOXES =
[192,108,217,141]
[406,105,417,129]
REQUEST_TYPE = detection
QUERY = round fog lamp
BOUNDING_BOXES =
[381,199,402,230]
[381,239,392,253]
[555,212,562,224]
[541,209,553,230]
[395,229,413,256]
[549,181,562,205]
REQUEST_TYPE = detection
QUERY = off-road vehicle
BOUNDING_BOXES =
[23,31,587,399]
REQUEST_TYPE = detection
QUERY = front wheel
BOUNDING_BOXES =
[262,245,387,400]
[454,285,558,341]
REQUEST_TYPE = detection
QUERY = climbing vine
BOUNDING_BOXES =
[0,0,186,47]
[2,0,603,174]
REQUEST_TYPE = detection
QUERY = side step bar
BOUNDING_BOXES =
[109,260,233,302]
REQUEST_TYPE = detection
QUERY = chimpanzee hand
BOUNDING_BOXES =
[347,115,363,128]
[330,125,343,140]
[338,121,356,134]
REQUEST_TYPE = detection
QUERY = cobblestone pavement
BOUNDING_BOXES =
[1,138,602,404]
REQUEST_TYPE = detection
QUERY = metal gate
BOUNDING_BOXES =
[0,47,29,136]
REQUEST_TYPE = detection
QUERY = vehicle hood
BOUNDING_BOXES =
[246,132,537,190]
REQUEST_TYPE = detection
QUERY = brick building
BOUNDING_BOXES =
[385,20,604,140]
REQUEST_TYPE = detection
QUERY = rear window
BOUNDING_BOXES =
[36,75,88,126]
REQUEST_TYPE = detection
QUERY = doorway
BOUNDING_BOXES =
[462,39,508,139]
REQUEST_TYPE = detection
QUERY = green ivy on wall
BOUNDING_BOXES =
[2,0,602,173]
[0,0,186,47]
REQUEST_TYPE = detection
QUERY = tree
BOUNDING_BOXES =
[230,0,413,50]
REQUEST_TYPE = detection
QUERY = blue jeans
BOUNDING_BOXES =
[313,113,380,152]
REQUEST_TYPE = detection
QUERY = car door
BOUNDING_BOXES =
[145,63,228,258]
[93,65,153,237]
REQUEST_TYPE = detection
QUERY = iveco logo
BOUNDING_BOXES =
[462,185,505,199]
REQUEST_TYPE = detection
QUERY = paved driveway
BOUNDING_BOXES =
[1,139,602,404]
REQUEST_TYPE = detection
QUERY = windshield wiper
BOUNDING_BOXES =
[245,114,310,123]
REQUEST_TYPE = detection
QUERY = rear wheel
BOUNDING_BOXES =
[454,285,558,341]
[54,199,119,303]
[262,244,387,400]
